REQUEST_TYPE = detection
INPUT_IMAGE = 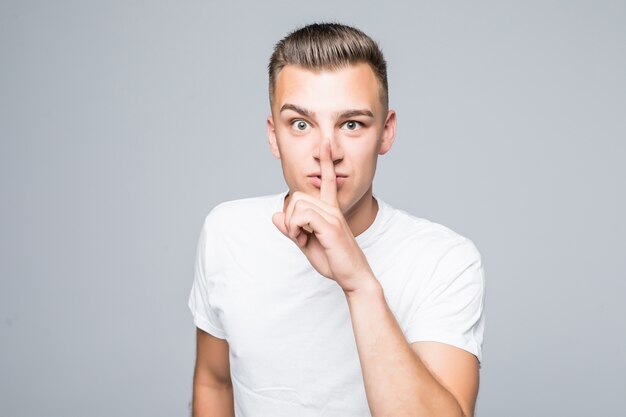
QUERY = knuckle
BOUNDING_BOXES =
[294,199,311,213]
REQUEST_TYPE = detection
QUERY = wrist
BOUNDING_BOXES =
[344,274,383,301]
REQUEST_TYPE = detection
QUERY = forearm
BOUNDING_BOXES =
[192,378,235,417]
[345,278,465,417]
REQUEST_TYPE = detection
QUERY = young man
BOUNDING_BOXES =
[189,23,485,417]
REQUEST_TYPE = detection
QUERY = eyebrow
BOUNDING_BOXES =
[280,104,315,118]
[338,109,374,119]
[280,103,374,119]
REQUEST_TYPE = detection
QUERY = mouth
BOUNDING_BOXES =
[308,173,348,179]
[307,174,348,188]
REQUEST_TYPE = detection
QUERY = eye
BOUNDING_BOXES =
[342,120,362,131]
[291,120,310,131]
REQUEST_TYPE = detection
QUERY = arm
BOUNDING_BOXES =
[346,279,478,417]
[192,327,235,417]
[273,139,480,416]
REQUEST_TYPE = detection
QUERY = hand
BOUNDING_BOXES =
[272,139,375,293]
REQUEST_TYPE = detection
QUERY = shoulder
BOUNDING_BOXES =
[379,201,482,267]
[203,193,281,224]
[199,193,285,241]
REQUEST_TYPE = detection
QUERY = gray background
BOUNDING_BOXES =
[1,1,624,416]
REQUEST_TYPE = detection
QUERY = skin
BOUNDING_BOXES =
[192,328,234,417]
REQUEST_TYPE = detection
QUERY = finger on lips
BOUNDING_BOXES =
[320,139,338,206]
[281,139,339,239]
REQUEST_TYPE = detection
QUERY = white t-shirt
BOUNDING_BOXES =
[188,191,485,417]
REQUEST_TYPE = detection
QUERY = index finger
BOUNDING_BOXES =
[320,138,338,206]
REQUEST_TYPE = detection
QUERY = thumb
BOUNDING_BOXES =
[272,212,289,237]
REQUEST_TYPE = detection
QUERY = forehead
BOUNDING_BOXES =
[273,63,382,114]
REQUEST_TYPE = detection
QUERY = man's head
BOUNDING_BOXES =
[268,23,389,112]
[267,23,396,221]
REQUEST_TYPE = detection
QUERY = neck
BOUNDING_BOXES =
[344,187,379,237]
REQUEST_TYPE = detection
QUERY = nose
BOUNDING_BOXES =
[313,132,344,164]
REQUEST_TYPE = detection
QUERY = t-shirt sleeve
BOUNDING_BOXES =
[404,238,485,362]
[187,211,228,340]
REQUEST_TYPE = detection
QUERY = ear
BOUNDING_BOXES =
[378,109,397,155]
[267,115,281,159]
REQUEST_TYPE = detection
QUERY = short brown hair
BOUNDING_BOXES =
[268,23,388,110]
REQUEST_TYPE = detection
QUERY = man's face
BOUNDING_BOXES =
[267,63,396,216]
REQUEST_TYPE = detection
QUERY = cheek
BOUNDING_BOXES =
[276,133,301,159]
[276,138,310,178]
[281,146,308,168]
[345,142,378,168]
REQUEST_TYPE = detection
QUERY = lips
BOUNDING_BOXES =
[308,174,348,188]
[307,173,348,178]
